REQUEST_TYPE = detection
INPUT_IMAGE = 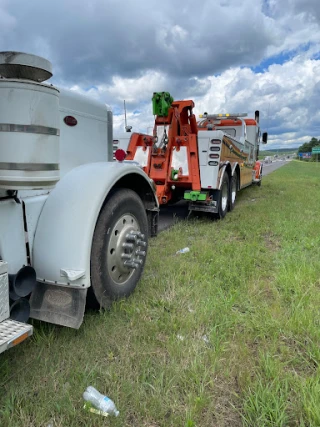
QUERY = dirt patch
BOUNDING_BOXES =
[262,232,281,251]
[278,335,318,376]
[201,376,242,427]
[248,278,278,304]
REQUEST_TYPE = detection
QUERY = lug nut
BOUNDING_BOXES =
[135,250,146,257]
[124,261,137,269]
[121,253,132,260]
[122,243,134,249]
[126,234,137,242]
[137,240,147,247]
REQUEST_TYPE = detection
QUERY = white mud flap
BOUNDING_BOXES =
[29,282,87,329]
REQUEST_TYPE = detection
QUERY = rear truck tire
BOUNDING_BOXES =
[216,173,229,219]
[229,174,237,211]
[89,188,148,309]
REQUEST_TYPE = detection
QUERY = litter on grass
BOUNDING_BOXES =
[176,247,190,254]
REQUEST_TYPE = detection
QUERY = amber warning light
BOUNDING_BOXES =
[114,149,126,162]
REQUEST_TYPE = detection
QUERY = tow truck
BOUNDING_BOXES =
[115,92,267,218]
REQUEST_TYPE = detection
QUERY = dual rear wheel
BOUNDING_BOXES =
[216,172,237,219]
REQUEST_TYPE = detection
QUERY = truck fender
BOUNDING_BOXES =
[32,162,158,289]
[231,162,239,177]
[231,162,240,190]
[217,162,230,189]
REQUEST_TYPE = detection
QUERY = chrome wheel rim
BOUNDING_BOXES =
[221,181,228,212]
[231,178,237,204]
[106,214,147,285]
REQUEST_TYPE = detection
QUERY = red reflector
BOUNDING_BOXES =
[209,154,219,159]
[115,149,126,162]
[64,116,77,126]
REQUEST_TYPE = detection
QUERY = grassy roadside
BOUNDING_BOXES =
[1,161,320,426]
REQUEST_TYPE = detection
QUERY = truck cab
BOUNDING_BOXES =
[0,51,158,352]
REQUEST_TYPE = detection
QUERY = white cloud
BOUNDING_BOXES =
[76,53,319,149]
[1,0,320,148]
[103,71,169,103]
[193,55,320,148]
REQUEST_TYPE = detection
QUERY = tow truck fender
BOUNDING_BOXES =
[231,162,239,177]
[217,162,239,189]
[217,162,229,189]
[32,162,158,289]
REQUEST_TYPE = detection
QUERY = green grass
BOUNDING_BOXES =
[1,161,320,426]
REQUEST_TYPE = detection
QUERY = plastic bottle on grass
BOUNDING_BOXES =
[83,386,119,417]
[176,247,190,254]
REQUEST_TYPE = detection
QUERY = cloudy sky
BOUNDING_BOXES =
[1,0,320,149]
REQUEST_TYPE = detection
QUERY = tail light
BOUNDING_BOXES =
[114,149,126,162]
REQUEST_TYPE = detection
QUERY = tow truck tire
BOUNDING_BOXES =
[216,173,229,219]
[229,174,237,211]
[89,188,148,309]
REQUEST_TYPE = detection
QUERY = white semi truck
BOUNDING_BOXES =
[0,51,159,353]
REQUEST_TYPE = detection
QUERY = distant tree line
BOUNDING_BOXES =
[298,137,319,153]
[297,137,320,161]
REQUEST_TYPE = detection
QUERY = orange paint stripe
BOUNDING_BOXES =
[11,332,29,347]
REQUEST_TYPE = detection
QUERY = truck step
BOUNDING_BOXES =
[0,319,33,354]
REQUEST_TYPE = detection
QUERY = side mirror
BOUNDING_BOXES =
[262,132,268,144]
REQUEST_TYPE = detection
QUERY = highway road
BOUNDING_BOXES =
[262,159,291,175]
[158,159,290,232]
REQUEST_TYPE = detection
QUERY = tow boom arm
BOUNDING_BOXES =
[126,92,201,204]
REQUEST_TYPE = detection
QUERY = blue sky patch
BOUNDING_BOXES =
[252,51,294,73]
[252,42,313,73]
[84,85,98,91]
